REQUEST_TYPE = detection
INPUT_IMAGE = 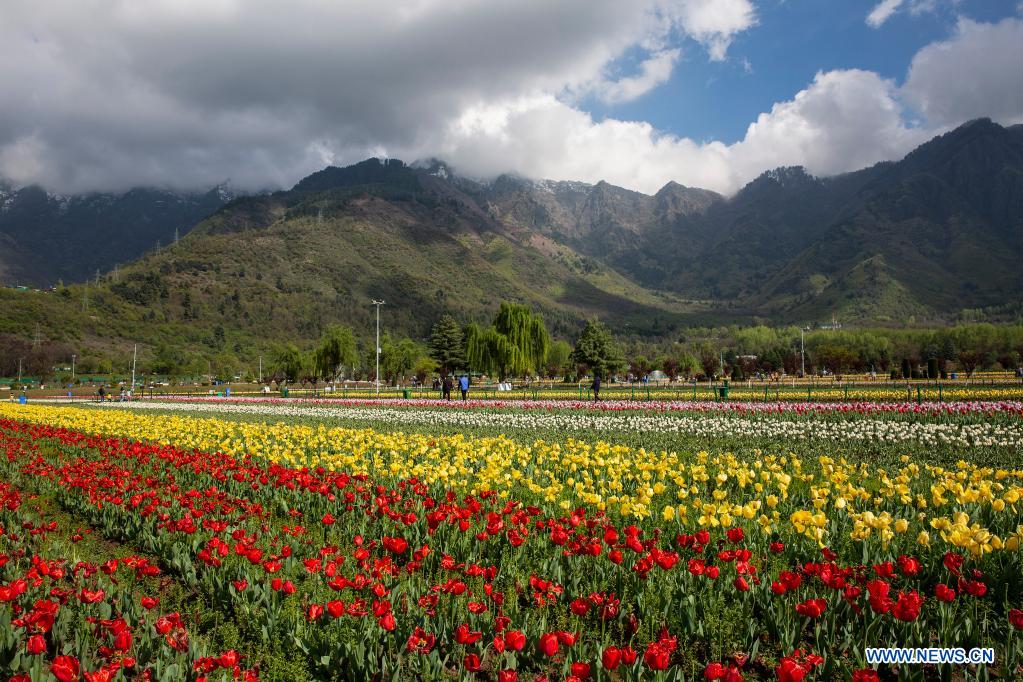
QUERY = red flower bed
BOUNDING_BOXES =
[0,417,1021,680]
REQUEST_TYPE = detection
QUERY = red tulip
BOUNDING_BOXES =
[570,661,591,679]
[51,656,81,682]
[113,629,133,652]
[455,624,482,645]
[497,671,517,682]
[1011,608,1023,630]
[504,630,526,651]
[795,598,826,619]
[775,658,808,682]
[26,634,46,655]
[538,632,559,657]
[892,590,923,622]
[934,583,956,602]
[643,643,671,670]
[218,650,240,668]
[377,612,396,631]
[602,646,622,670]
[463,654,481,672]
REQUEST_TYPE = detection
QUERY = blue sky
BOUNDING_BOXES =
[590,0,1021,144]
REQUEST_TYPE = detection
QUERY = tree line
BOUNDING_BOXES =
[5,313,1023,387]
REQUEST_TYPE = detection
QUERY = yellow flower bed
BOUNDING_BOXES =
[2,403,1022,555]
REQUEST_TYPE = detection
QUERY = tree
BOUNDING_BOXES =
[815,344,859,375]
[270,344,305,385]
[661,356,679,381]
[465,324,517,380]
[545,340,572,379]
[381,335,422,385]
[492,302,549,377]
[465,302,550,380]
[570,319,623,379]
[313,325,358,383]
[428,315,466,376]
[677,351,700,379]
[413,357,439,384]
[628,355,651,379]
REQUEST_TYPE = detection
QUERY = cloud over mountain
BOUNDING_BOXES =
[0,1,1020,195]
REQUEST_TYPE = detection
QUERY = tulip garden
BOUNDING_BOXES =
[0,401,1021,681]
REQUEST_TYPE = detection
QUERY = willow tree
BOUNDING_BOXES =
[313,325,359,383]
[464,302,549,380]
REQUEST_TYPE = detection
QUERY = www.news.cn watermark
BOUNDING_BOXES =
[865,648,995,665]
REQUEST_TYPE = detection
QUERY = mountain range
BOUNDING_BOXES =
[1,118,1021,362]
[0,183,233,286]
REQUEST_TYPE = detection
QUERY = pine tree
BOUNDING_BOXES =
[570,319,624,379]
[428,315,466,376]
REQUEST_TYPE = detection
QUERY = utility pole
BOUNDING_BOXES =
[372,300,385,394]
[18,358,23,385]
[72,354,76,383]
[258,355,262,384]
[131,344,138,394]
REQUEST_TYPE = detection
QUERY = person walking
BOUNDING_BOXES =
[459,374,469,401]
[591,373,601,402]
[442,375,453,401]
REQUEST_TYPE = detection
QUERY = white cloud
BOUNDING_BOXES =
[0,2,1020,199]
[597,49,682,104]
[867,0,905,28]
[866,0,958,27]
[902,16,1023,127]
[0,0,754,193]
[430,70,930,195]
[670,0,758,60]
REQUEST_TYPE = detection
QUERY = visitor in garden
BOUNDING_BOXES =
[459,374,469,400]
[442,375,452,400]
[591,373,601,401]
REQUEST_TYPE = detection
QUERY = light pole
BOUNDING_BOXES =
[258,355,262,384]
[799,326,811,378]
[372,300,385,394]
[18,357,23,385]
[71,354,76,383]
[131,344,137,394]
[800,329,805,378]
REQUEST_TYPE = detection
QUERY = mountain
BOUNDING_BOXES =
[1,118,1022,367]
[634,118,1023,322]
[0,183,234,286]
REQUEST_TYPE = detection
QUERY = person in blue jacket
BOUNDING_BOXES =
[459,374,469,401]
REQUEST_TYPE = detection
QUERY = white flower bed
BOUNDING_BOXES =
[95,400,1023,449]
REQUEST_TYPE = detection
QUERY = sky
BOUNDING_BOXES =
[1,0,1021,196]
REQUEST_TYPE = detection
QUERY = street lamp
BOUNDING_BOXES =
[372,300,385,394]
[71,354,76,383]
[800,325,811,378]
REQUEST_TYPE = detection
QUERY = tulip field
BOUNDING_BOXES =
[0,402,1021,681]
